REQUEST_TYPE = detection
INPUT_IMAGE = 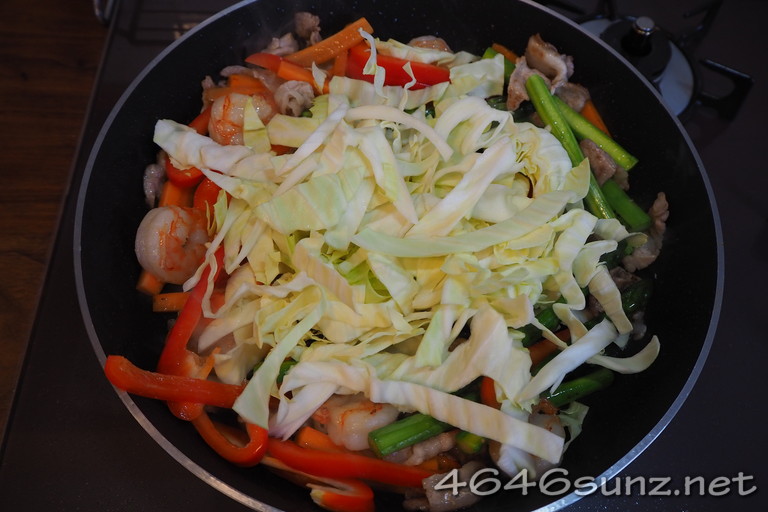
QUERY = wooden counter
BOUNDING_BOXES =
[0,0,107,438]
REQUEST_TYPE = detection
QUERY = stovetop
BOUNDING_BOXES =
[1,0,765,510]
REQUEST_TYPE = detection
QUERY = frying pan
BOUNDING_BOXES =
[73,0,722,510]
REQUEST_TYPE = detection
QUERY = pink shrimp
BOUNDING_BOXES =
[313,393,400,451]
[208,92,277,146]
[134,205,210,285]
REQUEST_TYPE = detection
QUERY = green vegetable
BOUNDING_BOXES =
[520,278,650,351]
[516,320,619,403]
[519,296,568,347]
[486,95,507,111]
[542,367,614,408]
[551,96,639,170]
[524,74,616,220]
[251,358,297,383]
[600,238,631,268]
[153,43,655,465]
[482,47,515,84]
[368,413,451,457]
[456,430,486,454]
[277,359,297,384]
[621,279,653,315]
[600,179,652,232]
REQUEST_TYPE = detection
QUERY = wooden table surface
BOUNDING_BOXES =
[0,0,107,439]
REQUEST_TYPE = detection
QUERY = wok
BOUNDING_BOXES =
[74,0,722,510]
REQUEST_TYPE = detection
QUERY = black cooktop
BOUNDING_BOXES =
[1,0,765,510]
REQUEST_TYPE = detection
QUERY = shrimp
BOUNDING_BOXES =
[408,35,453,53]
[312,393,400,451]
[526,410,565,478]
[208,91,277,146]
[135,205,210,285]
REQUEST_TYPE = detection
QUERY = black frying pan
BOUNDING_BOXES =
[74,0,722,510]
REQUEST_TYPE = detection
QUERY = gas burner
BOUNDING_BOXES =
[538,0,753,120]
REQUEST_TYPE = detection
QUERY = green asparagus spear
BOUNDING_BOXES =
[368,413,450,457]
[601,179,652,232]
[525,74,616,220]
[551,95,639,170]
[542,367,615,408]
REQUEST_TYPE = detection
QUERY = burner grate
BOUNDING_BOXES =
[117,0,224,44]
[535,0,753,120]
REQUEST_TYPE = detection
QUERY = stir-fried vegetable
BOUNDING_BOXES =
[368,413,451,457]
[266,437,434,487]
[552,95,638,170]
[104,355,244,407]
[284,17,373,67]
[601,178,652,232]
[542,367,615,408]
[346,42,452,89]
[525,73,616,220]
[108,15,668,512]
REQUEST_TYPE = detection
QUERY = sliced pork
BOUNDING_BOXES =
[623,192,669,272]
[524,33,574,90]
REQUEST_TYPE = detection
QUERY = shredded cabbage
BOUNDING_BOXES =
[152,38,661,469]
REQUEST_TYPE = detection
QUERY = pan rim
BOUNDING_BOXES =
[72,0,724,510]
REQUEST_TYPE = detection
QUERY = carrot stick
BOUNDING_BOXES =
[276,59,327,94]
[284,17,373,67]
[152,291,190,312]
[277,59,317,84]
[579,99,611,136]
[136,270,164,296]
[529,328,569,367]
[416,457,439,473]
[491,42,519,62]
[296,426,349,453]
[528,338,559,367]
[158,178,194,207]
[228,74,270,96]
[204,84,268,102]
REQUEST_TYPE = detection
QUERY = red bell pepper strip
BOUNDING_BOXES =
[309,478,374,512]
[165,156,204,188]
[104,355,244,408]
[266,438,434,488]
[190,410,268,467]
[480,376,501,410]
[162,104,211,188]
[346,43,450,90]
[271,144,294,156]
[244,52,282,72]
[193,176,223,218]
[156,248,225,420]
[187,104,212,135]
[262,455,374,512]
